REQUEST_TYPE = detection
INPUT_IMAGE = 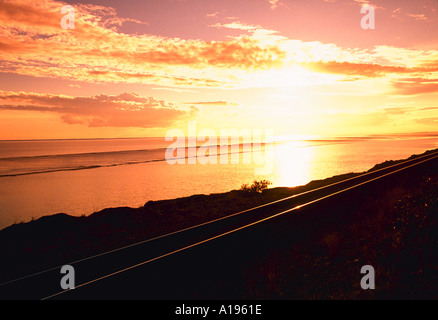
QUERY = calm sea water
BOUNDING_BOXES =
[0,136,437,230]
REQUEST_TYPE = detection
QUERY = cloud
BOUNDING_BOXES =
[151,87,196,93]
[415,117,438,126]
[184,101,239,106]
[352,0,385,11]
[268,0,284,10]
[406,13,428,21]
[206,12,219,18]
[210,21,261,32]
[86,70,228,87]
[0,91,198,128]
[420,106,438,111]
[392,80,438,95]
[378,106,416,115]
[0,0,288,88]
[391,7,433,22]
[1,0,438,93]
[301,57,438,83]
[303,61,410,78]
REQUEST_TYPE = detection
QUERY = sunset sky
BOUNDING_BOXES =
[1,0,438,140]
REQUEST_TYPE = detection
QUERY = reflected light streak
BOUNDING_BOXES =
[272,141,315,187]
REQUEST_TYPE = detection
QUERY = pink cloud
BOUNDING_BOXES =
[302,59,438,79]
[0,0,287,88]
[0,91,198,128]
[1,0,437,94]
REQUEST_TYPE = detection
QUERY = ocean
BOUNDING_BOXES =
[0,135,437,230]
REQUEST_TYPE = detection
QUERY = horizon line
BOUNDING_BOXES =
[1,131,438,142]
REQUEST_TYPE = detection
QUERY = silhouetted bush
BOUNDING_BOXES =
[241,180,272,193]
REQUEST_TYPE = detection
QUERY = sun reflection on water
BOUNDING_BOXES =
[272,141,316,188]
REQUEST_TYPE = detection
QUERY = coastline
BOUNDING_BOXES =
[0,148,437,299]
[2,136,437,231]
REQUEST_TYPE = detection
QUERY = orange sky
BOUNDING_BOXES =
[0,0,437,140]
